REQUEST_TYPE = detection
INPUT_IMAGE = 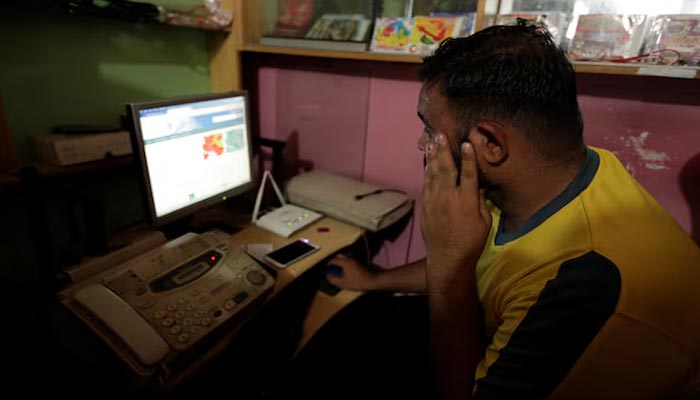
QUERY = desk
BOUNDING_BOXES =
[160,216,365,388]
[228,216,365,357]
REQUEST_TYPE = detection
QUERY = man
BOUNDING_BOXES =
[292,25,700,399]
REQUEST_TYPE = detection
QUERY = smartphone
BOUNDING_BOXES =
[264,239,320,269]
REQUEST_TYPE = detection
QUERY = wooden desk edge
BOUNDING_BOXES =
[295,289,365,356]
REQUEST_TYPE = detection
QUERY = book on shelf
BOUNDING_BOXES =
[304,13,371,42]
[271,0,314,38]
[370,17,415,53]
[645,14,700,66]
[495,12,568,45]
[410,16,465,54]
[370,16,465,55]
[569,14,649,61]
[430,12,477,37]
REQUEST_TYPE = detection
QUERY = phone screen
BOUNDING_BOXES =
[265,240,318,266]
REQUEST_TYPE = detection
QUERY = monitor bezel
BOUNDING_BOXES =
[127,91,254,227]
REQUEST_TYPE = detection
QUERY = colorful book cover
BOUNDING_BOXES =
[370,17,465,55]
[305,14,370,42]
[430,12,477,37]
[569,14,649,61]
[370,17,415,53]
[273,0,314,38]
[408,17,464,55]
[646,15,700,66]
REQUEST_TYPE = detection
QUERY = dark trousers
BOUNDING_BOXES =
[283,292,430,399]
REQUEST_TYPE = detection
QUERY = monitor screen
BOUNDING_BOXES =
[127,91,254,226]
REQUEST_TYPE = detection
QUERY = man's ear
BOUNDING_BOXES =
[468,121,508,166]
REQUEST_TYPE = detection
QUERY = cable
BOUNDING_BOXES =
[354,188,408,201]
[404,210,416,266]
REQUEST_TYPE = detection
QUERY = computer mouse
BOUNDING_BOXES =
[320,265,342,296]
[325,265,343,277]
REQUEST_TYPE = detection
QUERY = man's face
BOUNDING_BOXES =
[417,84,462,171]
[416,84,493,190]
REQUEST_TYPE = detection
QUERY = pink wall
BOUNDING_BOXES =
[257,67,369,181]
[579,95,700,234]
[363,78,426,268]
[256,63,700,268]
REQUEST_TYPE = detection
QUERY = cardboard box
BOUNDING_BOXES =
[36,131,132,166]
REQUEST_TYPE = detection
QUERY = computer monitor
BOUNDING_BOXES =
[127,91,254,227]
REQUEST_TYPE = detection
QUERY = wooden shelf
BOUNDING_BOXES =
[30,156,133,178]
[573,62,700,79]
[242,44,700,79]
[242,44,423,63]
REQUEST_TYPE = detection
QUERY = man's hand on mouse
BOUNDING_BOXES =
[325,254,378,291]
[422,133,492,295]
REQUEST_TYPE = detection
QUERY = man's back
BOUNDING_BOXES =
[475,147,700,399]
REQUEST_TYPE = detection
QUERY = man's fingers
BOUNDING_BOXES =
[435,134,457,174]
[459,142,479,194]
[425,133,457,186]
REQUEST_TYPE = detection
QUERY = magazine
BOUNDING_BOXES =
[272,0,314,38]
[430,12,477,37]
[370,17,415,53]
[569,14,649,61]
[645,15,700,66]
[408,16,465,55]
[370,16,465,55]
[305,14,371,42]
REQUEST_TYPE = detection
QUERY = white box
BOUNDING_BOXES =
[36,130,132,166]
[286,170,414,232]
[254,204,323,238]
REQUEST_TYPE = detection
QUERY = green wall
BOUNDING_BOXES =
[0,8,217,395]
[0,5,211,160]
[0,5,215,259]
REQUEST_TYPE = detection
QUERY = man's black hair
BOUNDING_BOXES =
[419,24,584,160]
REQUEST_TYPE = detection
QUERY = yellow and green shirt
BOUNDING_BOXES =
[473,146,700,399]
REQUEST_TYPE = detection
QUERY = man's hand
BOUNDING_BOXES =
[423,133,491,400]
[326,254,378,291]
[421,133,492,294]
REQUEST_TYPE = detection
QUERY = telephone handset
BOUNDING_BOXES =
[74,284,170,366]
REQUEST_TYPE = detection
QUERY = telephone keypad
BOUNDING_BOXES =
[117,241,275,352]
